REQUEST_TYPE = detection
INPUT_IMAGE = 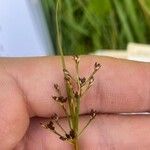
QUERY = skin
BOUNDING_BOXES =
[0,56,149,150]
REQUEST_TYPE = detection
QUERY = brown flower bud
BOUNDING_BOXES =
[59,136,67,141]
[89,76,94,86]
[58,96,67,103]
[73,55,80,64]
[62,97,67,103]
[94,62,101,71]
[51,113,59,121]
[69,129,75,139]
[47,121,55,130]
[52,96,59,101]
[64,75,71,82]
[52,96,67,103]
[79,77,86,85]
[63,69,70,76]
[54,84,59,90]
[74,92,79,99]
[65,133,71,139]
[90,109,96,119]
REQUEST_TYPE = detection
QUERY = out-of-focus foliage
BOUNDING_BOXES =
[41,0,150,55]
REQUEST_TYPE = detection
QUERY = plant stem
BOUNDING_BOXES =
[56,0,74,129]
[61,105,72,128]
[56,0,78,143]
[56,0,66,69]
[74,60,80,136]
[56,1,82,149]
[78,118,93,137]
[73,138,79,150]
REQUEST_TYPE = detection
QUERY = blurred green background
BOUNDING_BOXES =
[41,0,150,55]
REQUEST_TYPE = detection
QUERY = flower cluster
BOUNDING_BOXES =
[41,56,100,144]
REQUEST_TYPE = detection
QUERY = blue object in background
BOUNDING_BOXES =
[0,0,54,57]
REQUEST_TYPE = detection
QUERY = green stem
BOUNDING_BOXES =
[78,118,93,137]
[74,61,80,134]
[73,138,79,150]
[56,0,75,131]
[55,120,67,134]
[56,1,80,149]
[56,0,65,69]
[62,105,72,128]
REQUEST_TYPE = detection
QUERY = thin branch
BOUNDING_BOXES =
[55,120,67,134]
[78,118,94,137]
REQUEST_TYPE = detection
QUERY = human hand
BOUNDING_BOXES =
[0,56,149,150]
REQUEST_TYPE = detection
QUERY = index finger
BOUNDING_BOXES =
[0,56,149,117]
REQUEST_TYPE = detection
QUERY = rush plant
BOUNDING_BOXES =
[41,0,101,149]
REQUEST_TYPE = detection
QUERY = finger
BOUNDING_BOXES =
[15,114,150,150]
[0,56,149,117]
[0,72,29,149]
[80,114,150,150]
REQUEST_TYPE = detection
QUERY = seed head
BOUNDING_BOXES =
[94,62,101,71]
[58,96,67,103]
[52,96,67,103]
[52,96,59,101]
[54,84,59,90]
[79,77,86,86]
[59,136,67,141]
[89,76,94,86]
[90,109,96,119]
[51,113,59,121]
[46,121,55,130]
[73,55,80,64]
[69,129,75,139]
[74,91,79,99]
[63,69,71,77]
[65,133,71,139]
[64,75,71,82]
